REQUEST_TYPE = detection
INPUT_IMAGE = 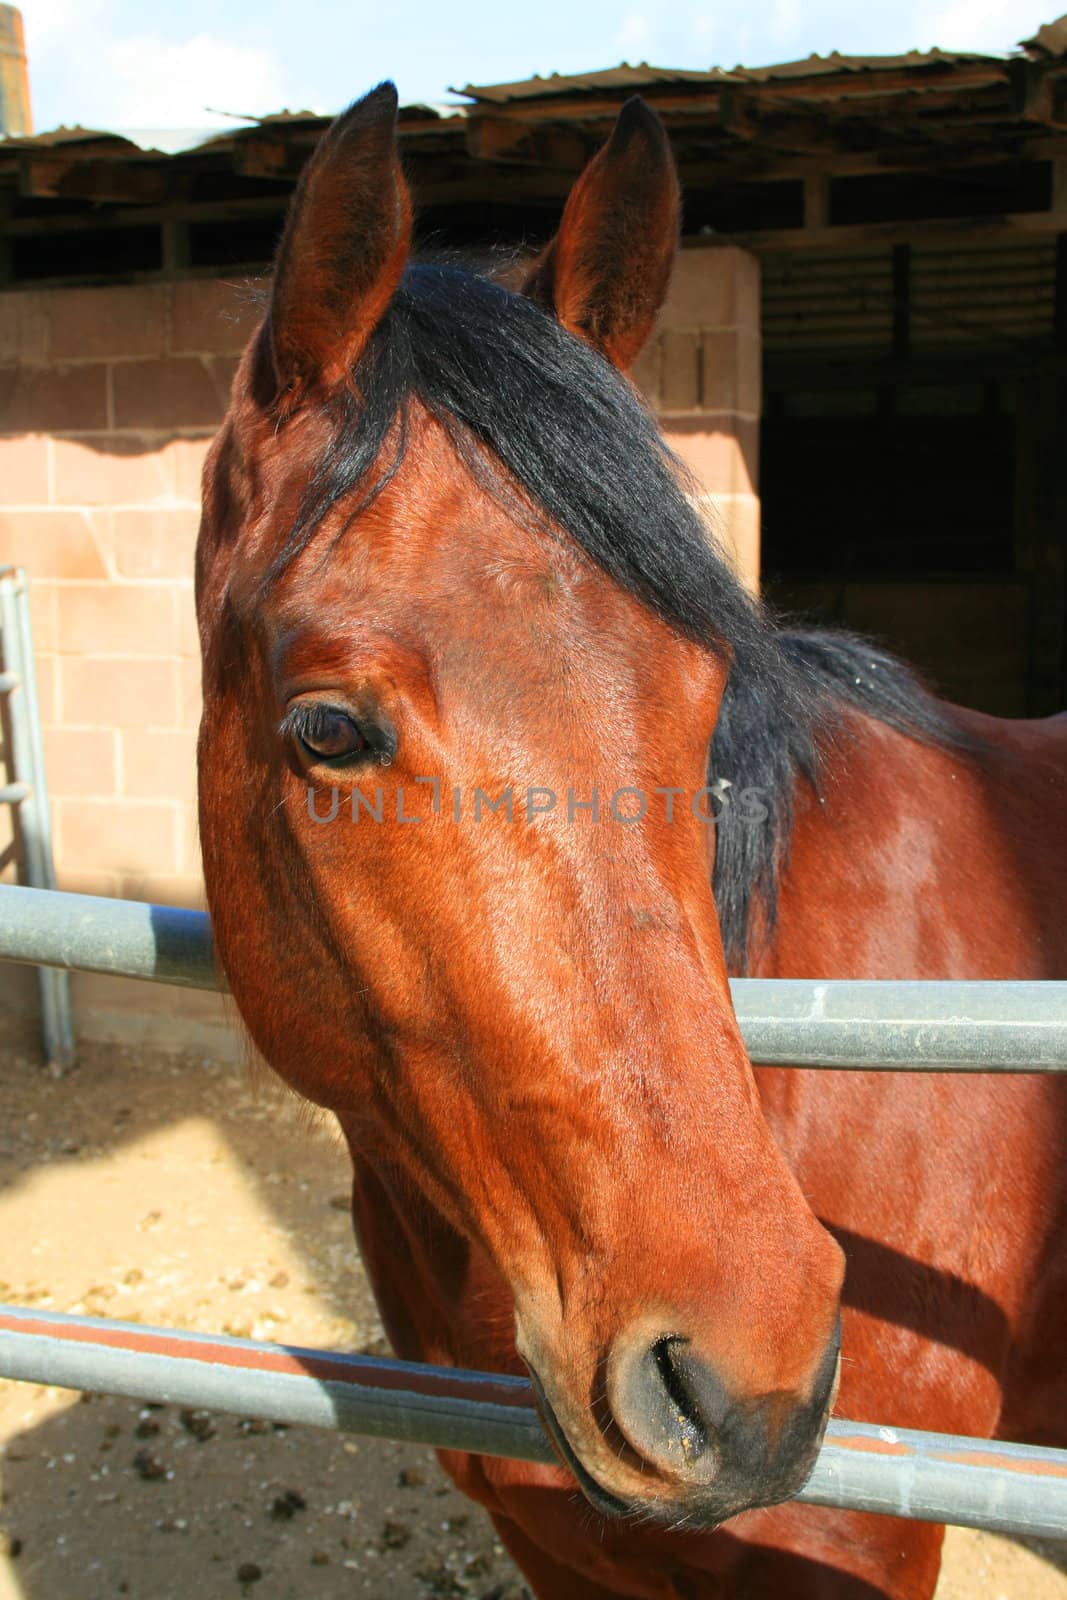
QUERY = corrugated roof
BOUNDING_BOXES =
[1023,15,1067,54]
[456,66,729,103]
[456,50,1006,104]
[5,17,1065,151]
[0,102,463,156]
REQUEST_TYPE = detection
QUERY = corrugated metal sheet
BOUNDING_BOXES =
[0,103,461,157]
[911,240,1057,347]
[763,239,1057,356]
[458,47,1027,104]
[455,66,734,103]
[763,250,895,354]
[1023,16,1067,56]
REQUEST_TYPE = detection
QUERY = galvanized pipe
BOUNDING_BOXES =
[739,977,1067,1072]
[1,1306,1064,1540]
[1,884,1066,1071]
[0,882,217,991]
[0,574,73,1069]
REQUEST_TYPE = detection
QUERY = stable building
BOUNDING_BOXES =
[0,20,1064,977]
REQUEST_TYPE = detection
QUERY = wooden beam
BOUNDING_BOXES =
[677,134,1067,186]
[4,193,289,236]
[160,217,190,274]
[0,188,12,286]
[717,209,1067,253]
[718,86,759,141]
[1008,59,1067,130]
[231,134,314,180]
[17,153,169,204]
[463,116,589,169]
[764,349,1067,392]
[675,127,1059,185]
[1054,158,1067,214]
[804,173,830,228]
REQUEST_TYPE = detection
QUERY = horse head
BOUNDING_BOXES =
[196,82,843,1528]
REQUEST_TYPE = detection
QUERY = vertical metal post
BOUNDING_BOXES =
[0,567,74,1070]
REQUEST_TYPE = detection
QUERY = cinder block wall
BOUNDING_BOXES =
[0,280,262,910]
[635,248,761,589]
[0,246,760,1042]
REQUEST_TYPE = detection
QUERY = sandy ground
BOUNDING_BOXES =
[0,1039,1064,1600]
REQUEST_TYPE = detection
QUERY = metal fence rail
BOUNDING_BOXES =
[2,1305,1066,1542]
[2,883,1067,1071]
[2,883,1067,1542]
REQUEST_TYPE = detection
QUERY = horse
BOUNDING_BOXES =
[194,83,1067,1598]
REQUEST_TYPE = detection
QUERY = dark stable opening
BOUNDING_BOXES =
[760,412,1015,578]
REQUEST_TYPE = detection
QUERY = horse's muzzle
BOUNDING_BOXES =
[528,1318,841,1527]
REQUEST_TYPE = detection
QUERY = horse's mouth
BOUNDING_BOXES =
[526,1366,635,1520]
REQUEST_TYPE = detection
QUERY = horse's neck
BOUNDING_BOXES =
[754,708,1067,983]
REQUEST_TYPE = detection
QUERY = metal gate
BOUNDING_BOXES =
[1,882,1066,1541]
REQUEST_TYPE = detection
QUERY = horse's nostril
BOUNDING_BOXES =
[605,1321,840,1496]
[608,1333,732,1481]
[649,1338,718,1465]
[651,1339,706,1463]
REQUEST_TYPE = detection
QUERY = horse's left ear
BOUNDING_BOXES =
[523,98,680,371]
[268,81,412,406]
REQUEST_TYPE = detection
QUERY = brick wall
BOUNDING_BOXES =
[0,247,760,928]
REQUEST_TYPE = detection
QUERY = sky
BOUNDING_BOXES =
[17,0,1059,134]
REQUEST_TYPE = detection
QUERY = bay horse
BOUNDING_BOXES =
[195,83,1067,1598]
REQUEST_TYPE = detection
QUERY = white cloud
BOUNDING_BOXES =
[909,0,1044,54]
[19,0,116,54]
[102,33,294,126]
[614,11,655,59]
[768,0,802,43]
[18,0,312,132]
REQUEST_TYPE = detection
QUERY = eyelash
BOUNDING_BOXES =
[279,703,395,767]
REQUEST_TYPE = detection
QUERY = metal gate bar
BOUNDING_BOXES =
[0,572,73,1070]
[1,1305,1064,1541]
[2,883,1066,1071]
[2,887,1067,1541]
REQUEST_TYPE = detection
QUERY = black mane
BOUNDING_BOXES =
[270,261,963,971]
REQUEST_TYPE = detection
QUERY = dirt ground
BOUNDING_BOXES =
[0,1039,1064,1600]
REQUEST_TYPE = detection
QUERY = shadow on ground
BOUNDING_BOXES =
[0,1039,528,1600]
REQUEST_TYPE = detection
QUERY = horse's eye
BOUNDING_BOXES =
[283,703,379,765]
[301,708,367,760]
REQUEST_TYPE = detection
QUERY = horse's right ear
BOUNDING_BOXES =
[268,82,412,409]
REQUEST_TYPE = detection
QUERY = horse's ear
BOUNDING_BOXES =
[268,82,412,406]
[522,98,680,371]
